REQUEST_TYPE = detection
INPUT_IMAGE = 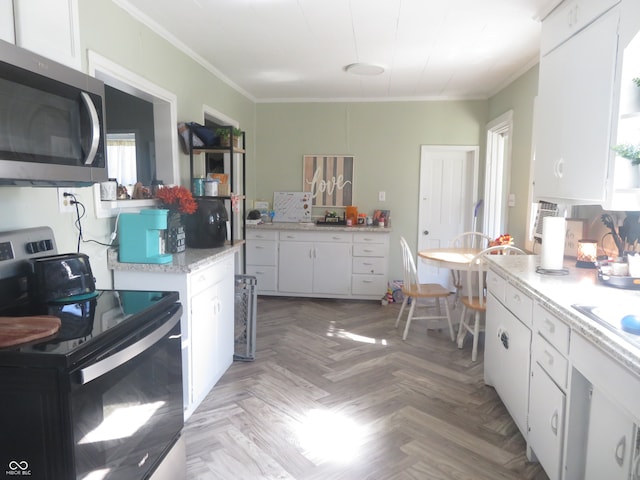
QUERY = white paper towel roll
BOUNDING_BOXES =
[541,216,566,270]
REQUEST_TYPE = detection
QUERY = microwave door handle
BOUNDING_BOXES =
[80,91,100,165]
[77,308,181,385]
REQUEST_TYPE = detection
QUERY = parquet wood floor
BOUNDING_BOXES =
[183,296,549,480]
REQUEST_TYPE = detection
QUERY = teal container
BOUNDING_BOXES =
[119,209,173,264]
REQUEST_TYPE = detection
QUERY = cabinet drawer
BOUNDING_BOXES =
[246,240,277,266]
[533,302,570,354]
[352,257,386,275]
[279,231,352,243]
[352,243,386,257]
[487,270,507,302]
[353,232,389,245]
[246,229,277,241]
[352,275,387,296]
[533,332,569,390]
[190,257,232,296]
[541,0,620,55]
[505,284,532,327]
[246,265,277,292]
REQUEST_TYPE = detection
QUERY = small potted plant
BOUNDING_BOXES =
[216,127,243,148]
[613,143,640,165]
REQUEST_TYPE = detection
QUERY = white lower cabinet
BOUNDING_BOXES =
[485,291,531,437]
[584,388,635,480]
[113,252,235,420]
[189,257,234,410]
[246,230,278,293]
[351,232,390,296]
[278,232,351,295]
[247,227,389,300]
[529,361,566,480]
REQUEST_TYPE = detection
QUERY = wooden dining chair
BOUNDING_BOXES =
[448,231,493,307]
[457,244,526,361]
[450,231,492,249]
[395,237,454,341]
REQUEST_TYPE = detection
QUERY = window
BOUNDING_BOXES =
[88,51,179,218]
[106,132,137,186]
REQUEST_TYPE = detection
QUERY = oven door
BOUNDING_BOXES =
[71,303,183,480]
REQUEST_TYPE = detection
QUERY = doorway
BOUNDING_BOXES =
[417,145,479,288]
[483,110,513,238]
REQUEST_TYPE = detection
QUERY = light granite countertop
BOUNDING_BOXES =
[487,254,640,376]
[247,222,392,233]
[107,242,244,274]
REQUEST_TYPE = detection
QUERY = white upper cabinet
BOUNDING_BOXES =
[9,0,81,70]
[534,2,620,204]
[534,0,640,208]
[0,0,14,44]
[540,0,620,56]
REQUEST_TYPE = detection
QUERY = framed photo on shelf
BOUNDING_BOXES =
[373,209,390,226]
[302,154,354,207]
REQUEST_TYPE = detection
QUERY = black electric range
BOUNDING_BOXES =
[0,227,185,480]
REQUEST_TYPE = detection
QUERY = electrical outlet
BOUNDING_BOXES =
[378,191,386,202]
[58,188,77,213]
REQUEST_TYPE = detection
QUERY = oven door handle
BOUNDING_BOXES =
[78,308,181,385]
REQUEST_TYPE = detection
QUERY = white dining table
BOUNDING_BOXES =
[418,247,484,306]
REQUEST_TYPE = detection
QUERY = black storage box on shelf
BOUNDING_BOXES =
[234,275,257,361]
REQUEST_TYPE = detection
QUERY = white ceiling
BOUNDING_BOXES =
[117,0,560,102]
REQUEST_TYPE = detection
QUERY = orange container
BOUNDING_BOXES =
[346,206,358,226]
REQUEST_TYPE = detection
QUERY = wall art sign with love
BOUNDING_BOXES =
[302,155,354,207]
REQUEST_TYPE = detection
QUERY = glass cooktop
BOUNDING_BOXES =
[0,289,179,364]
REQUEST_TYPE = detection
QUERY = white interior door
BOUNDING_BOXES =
[417,145,479,288]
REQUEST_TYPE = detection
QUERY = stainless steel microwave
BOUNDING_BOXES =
[0,40,107,186]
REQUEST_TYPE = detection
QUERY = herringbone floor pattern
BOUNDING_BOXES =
[183,296,549,480]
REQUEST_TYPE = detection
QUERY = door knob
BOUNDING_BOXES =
[423,230,429,235]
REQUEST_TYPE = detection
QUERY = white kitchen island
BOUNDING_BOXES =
[486,254,640,480]
[108,244,243,420]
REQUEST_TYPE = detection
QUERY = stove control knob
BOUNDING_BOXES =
[38,239,53,252]
[26,241,38,254]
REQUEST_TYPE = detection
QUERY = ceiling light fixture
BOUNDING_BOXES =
[344,63,385,76]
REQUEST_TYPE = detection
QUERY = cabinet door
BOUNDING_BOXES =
[278,242,313,293]
[215,267,235,376]
[246,240,277,266]
[529,363,566,480]
[585,388,634,480]
[0,0,14,43]
[190,282,221,405]
[313,242,351,294]
[13,0,80,69]
[534,7,619,202]
[485,293,531,437]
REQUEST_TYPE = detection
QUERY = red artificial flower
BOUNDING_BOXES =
[155,185,198,214]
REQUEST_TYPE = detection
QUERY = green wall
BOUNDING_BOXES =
[487,65,539,248]
[256,100,488,280]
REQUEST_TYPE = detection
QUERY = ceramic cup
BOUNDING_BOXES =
[628,253,640,278]
[612,261,629,276]
[100,181,117,201]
